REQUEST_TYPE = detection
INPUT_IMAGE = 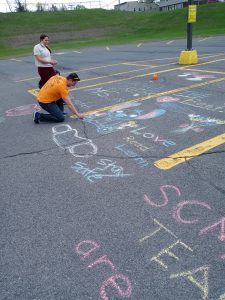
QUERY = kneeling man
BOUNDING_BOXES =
[34,72,84,123]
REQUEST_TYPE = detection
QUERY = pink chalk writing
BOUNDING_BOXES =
[199,217,225,241]
[173,200,212,224]
[75,240,132,299]
[75,240,100,260]
[88,255,117,272]
[100,274,132,300]
[143,185,225,260]
[144,185,181,208]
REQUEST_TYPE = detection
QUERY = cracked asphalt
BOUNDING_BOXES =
[1,36,225,300]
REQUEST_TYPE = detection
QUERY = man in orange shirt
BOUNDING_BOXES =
[34,72,84,123]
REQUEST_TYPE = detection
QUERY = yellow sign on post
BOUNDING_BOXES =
[188,5,197,23]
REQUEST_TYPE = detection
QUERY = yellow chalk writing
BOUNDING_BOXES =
[170,266,209,300]
[150,240,193,269]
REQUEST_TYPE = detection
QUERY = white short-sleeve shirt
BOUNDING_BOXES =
[33,43,52,67]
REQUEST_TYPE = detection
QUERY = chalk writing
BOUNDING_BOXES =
[75,240,132,299]
[144,185,225,260]
[173,200,212,224]
[150,240,193,269]
[75,240,100,260]
[123,136,151,152]
[131,127,176,147]
[72,98,91,110]
[139,217,211,299]
[170,266,209,300]
[139,218,178,243]
[52,124,97,157]
[87,81,166,100]
[144,185,181,208]
[71,159,131,182]
[199,217,225,241]
[100,274,132,300]
[87,87,116,98]
[173,90,225,112]
[115,144,149,167]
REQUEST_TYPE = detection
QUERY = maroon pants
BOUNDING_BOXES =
[38,67,56,87]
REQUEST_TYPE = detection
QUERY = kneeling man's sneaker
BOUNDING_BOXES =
[33,112,40,124]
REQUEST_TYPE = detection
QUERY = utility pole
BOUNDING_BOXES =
[178,0,198,65]
[186,0,193,50]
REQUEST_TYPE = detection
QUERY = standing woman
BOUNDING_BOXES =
[33,34,58,88]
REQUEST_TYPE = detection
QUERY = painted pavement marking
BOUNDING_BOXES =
[16,52,225,83]
[166,40,175,45]
[184,68,225,75]
[70,76,225,118]
[9,58,22,62]
[28,64,187,95]
[154,133,225,170]
[198,37,211,42]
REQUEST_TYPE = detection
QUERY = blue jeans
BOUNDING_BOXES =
[39,99,65,123]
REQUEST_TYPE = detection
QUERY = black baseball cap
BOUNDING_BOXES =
[67,72,80,81]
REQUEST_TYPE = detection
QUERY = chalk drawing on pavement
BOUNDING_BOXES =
[52,124,97,158]
[5,104,41,116]
[84,102,166,135]
[174,114,225,133]
[71,159,131,183]
[178,72,215,81]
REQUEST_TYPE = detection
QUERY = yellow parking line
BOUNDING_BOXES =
[154,133,225,170]
[73,74,225,92]
[72,65,159,82]
[194,58,225,66]
[28,65,186,95]
[122,63,157,67]
[70,76,225,118]
[18,52,225,83]
[28,55,225,95]
[183,68,225,75]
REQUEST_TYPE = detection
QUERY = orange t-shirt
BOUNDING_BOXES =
[37,75,69,103]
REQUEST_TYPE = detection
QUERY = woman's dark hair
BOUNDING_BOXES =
[39,34,51,53]
[40,34,49,41]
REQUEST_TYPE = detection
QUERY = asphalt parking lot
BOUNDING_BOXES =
[1,36,225,300]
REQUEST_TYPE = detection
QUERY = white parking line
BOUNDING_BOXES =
[166,40,175,45]
[198,37,211,42]
[9,58,22,62]
[137,43,143,47]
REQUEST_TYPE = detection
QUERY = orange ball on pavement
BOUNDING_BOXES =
[152,74,158,80]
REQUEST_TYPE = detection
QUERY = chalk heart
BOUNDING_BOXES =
[5,104,41,116]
